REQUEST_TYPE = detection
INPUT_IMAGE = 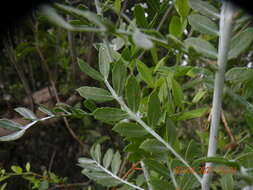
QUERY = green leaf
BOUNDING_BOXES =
[228,28,253,59]
[78,58,104,81]
[111,151,121,174]
[150,179,172,190]
[78,157,96,164]
[11,166,23,174]
[143,159,170,178]
[113,122,148,137]
[0,129,27,142]
[192,90,206,103]
[93,107,128,122]
[134,4,148,28]
[14,107,37,120]
[188,14,219,36]
[136,60,155,87]
[185,37,217,59]
[175,0,190,18]
[220,174,234,190]
[112,61,127,96]
[132,30,154,50]
[77,86,113,102]
[171,79,184,109]
[99,44,112,78]
[114,0,121,13]
[103,149,114,169]
[226,67,253,83]
[39,180,49,190]
[25,162,31,172]
[38,105,54,116]
[189,0,220,19]
[91,144,101,163]
[54,3,106,30]
[0,119,23,131]
[125,75,141,112]
[176,107,209,121]
[169,16,187,38]
[83,100,97,112]
[147,90,161,128]
[195,156,240,169]
[140,139,168,154]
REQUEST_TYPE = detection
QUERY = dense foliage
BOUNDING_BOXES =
[1,0,253,189]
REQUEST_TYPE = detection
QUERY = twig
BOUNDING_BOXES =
[48,150,57,172]
[48,181,91,190]
[156,3,173,31]
[141,161,153,190]
[122,162,140,180]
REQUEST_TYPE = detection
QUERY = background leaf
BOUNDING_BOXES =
[77,87,113,102]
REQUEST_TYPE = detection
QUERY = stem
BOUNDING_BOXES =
[201,2,235,190]
[104,79,202,183]
[140,161,153,190]
[96,161,145,190]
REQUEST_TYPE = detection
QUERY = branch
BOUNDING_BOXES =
[201,2,236,190]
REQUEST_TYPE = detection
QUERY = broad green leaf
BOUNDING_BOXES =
[125,75,141,112]
[134,4,148,28]
[77,86,113,102]
[111,151,121,174]
[103,149,114,169]
[188,14,219,36]
[220,174,234,190]
[140,139,168,153]
[132,30,154,50]
[91,144,101,163]
[176,107,209,121]
[78,58,104,81]
[93,107,128,122]
[185,37,218,59]
[113,122,148,137]
[189,0,220,19]
[136,60,155,87]
[99,44,112,78]
[14,107,37,120]
[147,90,161,128]
[0,119,23,131]
[165,118,177,146]
[175,0,190,18]
[192,90,206,103]
[228,28,253,59]
[226,67,253,83]
[143,159,170,178]
[112,61,127,96]
[114,0,121,13]
[169,16,187,38]
[171,79,184,109]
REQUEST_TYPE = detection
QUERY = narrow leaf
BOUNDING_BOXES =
[111,151,121,174]
[93,107,128,122]
[77,86,113,102]
[132,30,153,50]
[140,139,168,154]
[112,61,127,96]
[113,122,148,137]
[189,0,220,19]
[99,44,112,78]
[14,107,37,120]
[228,28,253,59]
[188,14,219,36]
[125,75,141,112]
[147,90,161,128]
[0,119,23,131]
[136,60,155,87]
[176,107,209,121]
[185,37,218,59]
[78,58,104,81]
[134,4,148,28]
[103,149,114,169]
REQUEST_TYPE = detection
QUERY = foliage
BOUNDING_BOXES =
[1,0,253,189]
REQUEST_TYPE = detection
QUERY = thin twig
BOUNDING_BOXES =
[48,181,91,190]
